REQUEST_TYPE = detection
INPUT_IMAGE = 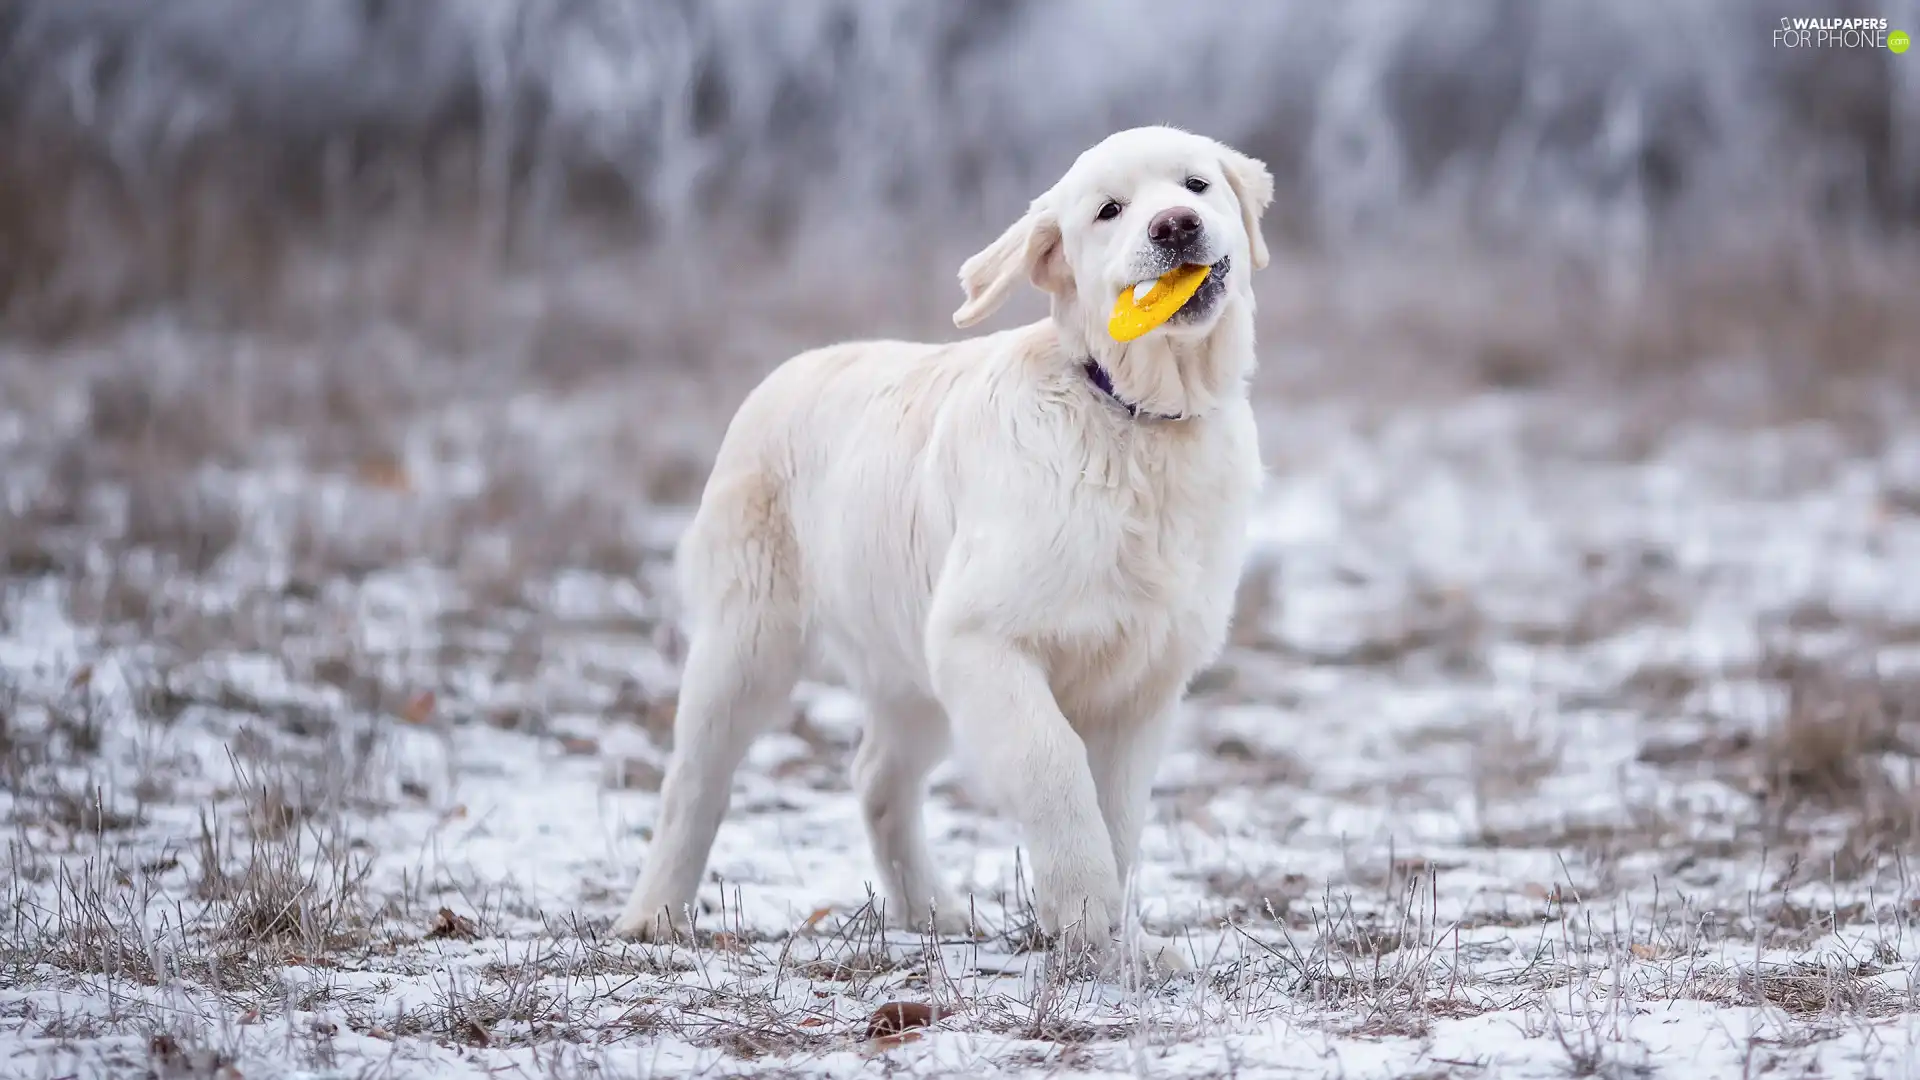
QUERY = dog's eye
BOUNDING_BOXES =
[1184,177,1210,194]
[1095,200,1123,222]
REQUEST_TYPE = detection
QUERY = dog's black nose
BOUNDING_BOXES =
[1147,207,1203,250]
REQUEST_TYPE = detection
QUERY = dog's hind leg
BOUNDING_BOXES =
[851,693,969,935]
[613,475,802,941]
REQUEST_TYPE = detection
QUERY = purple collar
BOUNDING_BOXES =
[1082,359,1185,421]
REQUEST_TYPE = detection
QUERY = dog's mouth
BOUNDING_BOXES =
[1165,255,1229,325]
[1108,256,1231,342]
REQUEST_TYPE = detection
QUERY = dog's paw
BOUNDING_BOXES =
[896,897,979,939]
[1047,912,1120,973]
[1037,928,1193,982]
[1109,933,1192,979]
[1037,887,1120,950]
[609,900,692,943]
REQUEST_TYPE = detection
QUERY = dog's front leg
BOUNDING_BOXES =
[1082,680,1191,974]
[926,601,1120,960]
[1082,690,1179,898]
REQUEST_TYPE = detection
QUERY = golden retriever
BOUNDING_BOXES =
[613,126,1272,974]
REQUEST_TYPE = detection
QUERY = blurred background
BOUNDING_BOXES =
[1,0,1917,645]
[3,0,1915,381]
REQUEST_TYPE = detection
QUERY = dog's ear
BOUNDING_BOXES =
[1219,147,1274,271]
[953,190,1067,328]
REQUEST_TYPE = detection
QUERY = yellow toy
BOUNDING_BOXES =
[1107,264,1211,342]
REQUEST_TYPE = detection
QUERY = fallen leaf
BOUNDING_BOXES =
[401,691,437,725]
[1630,943,1660,960]
[1210,735,1259,761]
[866,1001,938,1039]
[800,1016,827,1028]
[1392,856,1459,875]
[357,453,413,492]
[68,664,94,690]
[487,707,537,730]
[558,734,600,756]
[285,953,338,968]
[458,1018,490,1047]
[709,932,748,953]
[802,951,894,980]
[803,906,833,930]
[609,758,665,791]
[427,907,480,942]
[868,1030,924,1051]
[640,698,677,738]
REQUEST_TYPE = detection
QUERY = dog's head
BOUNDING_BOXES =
[952,127,1273,342]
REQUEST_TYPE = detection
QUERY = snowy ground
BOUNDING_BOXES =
[2,311,1918,1079]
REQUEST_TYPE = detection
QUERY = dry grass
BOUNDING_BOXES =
[1756,653,1919,798]
[1752,653,1920,882]
[6,370,1919,1080]
[1631,648,1920,883]
[2,129,1918,1078]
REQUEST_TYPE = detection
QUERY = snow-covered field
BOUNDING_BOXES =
[2,304,1918,1079]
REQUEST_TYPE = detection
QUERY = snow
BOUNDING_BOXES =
[2,349,1918,1078]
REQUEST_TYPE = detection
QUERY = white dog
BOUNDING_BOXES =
[612,127,1270,970]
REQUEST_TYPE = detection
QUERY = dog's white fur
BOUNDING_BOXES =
[612,127,1271,970]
